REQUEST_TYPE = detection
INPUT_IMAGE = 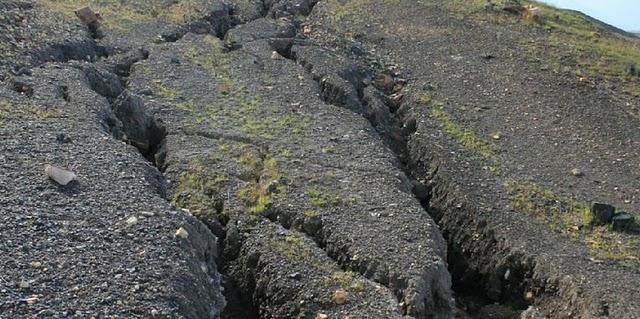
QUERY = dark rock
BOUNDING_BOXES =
[611,212,634,231]
[625,63,637,76]
[56,133,72,144]
[591,203,615,225]
[11,76,34,97]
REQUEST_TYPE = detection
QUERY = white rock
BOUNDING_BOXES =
[19,280,29,289]
[271,51,282,60]
[126,216,138,226]
[175,227,189,239]
[44,165,76,185]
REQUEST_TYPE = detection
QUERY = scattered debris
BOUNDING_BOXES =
[175,227,189,239]
[315,313,329,319]
[44,164,77,186]
[30,261,42,268]
[591,203,615,225]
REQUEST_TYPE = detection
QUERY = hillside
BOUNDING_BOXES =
[1,0,640,318]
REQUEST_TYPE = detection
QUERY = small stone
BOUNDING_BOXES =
[524,291,534,301]
[484,1,494,11]
[520,306,545,319]
[140,211,155,217]
[30,262,42,268]
[333,289,348,305]
[126,216,138,227]
[44,165,77,186]
[175,227,189,239]
[492,132,501,140]
[150,309,159,317]
[289,272,301,280]
[19,280,29,289]
[271,51,282,60]
[570,168,584,177]
[22,297,38,305]
[591,203,615,225]
[56,133,72,144]
[74,7,102,26]
[315,314,328,319]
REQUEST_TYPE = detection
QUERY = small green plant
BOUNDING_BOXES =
[153,80,179,100]
[330,271,365,291]
[237,154,281,215]
[430,105,498,160]
[30,106,58,120]
[171,160,228,217]
[273,234,311,259]
[306,187,343,208]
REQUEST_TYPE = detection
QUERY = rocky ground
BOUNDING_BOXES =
[2,0,640,318]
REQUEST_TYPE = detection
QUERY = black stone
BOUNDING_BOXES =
[56,133,72,144]
[591,203,615,225]
[612,212,634,231]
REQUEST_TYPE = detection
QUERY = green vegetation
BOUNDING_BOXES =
[237,154,281,215]
[153,80,179,100]
[430,105,498,160]
[505,179,639,264]
[40,0,206,31]
[272,234,311,259]
[180,36,312,139]
[445,0,640,97]
[0,98,9,122]
[30,106,58,120]
[171,159,228,218]
[505,180,592,234]
[304,210,320,218]
[330,271,365,291]
[306,187,344,208]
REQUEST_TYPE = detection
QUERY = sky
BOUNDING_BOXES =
[541,0,640,31]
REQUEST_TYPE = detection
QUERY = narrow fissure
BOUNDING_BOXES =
[279,37,535,316]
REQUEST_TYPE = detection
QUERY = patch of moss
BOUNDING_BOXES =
[505,179,640,263]
[304,210,320,218]
[430,105,498,160]
[504,180,592,234]
[171,159,228,217]
[330,271,365,292]
[30,106,58,120]
[0,98,10,122]
[39,0,206,31]
[237,154,281,215]
[587,230,639,265]
[272,234,311,259]
[306,187,344,208]
[153,80,179,100]
[181,36,312,139]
